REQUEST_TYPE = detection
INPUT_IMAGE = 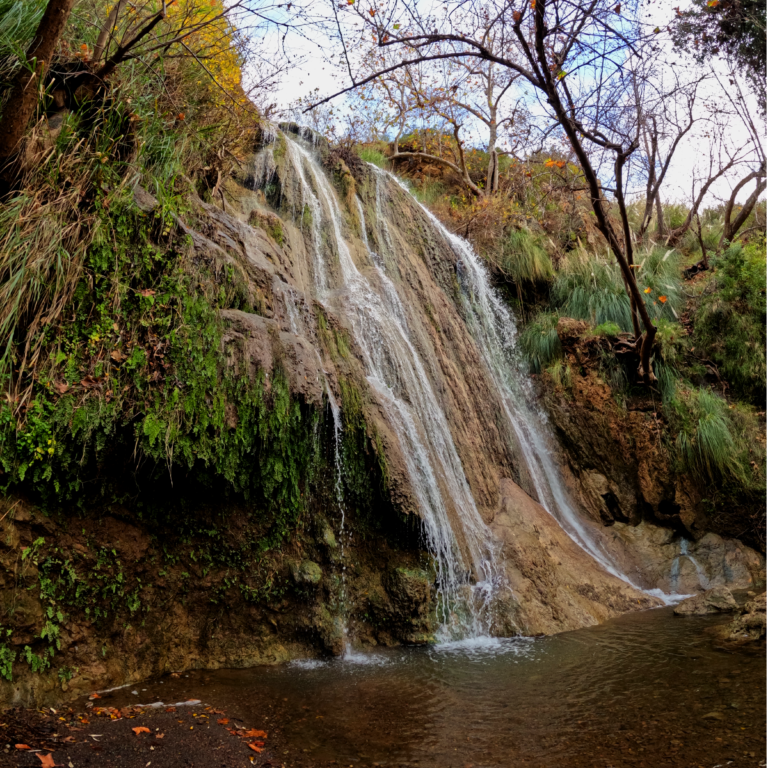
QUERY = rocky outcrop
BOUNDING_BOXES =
[673,586,738,615]
[489,479,660,635]
[715,592,766,643]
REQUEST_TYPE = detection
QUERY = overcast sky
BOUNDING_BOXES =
[254,0,765,208]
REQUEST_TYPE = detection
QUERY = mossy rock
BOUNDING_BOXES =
[291,560,323,586]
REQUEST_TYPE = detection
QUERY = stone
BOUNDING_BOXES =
[716,592,766,643]
[673,586,738,616]
[291,561,322,586]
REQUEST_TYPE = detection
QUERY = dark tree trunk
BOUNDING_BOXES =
[0,0,76,184]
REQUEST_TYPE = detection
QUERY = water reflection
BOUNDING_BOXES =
[101,607,765,767]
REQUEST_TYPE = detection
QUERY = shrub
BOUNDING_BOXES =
[694,240,766,405]
[518,312,561,372]
[499,228,553,284]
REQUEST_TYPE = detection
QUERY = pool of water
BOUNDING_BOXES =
[102,607,765,767]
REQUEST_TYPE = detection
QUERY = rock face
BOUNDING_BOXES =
[489,480,660,635]
[673,586,738,616]
[716,592,766,643]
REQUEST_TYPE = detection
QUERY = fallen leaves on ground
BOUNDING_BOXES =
[15,744,31,749]
[132,726,151,735]
[247,743,263,753]
[37,754,56,767]
[240,729,268,739]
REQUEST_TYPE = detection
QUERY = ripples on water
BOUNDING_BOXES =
[103,608,765,767]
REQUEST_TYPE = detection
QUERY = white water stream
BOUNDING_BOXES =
[282,137,500,639]
[260,130,681,644]
[369,167,688,605]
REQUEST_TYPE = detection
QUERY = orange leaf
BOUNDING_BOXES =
[241,729,268,739]
[37,754,56,768]
[218,718,229,725]
[248,744,263,753]
[512,10,522,21]
[643,287,651,294]
[89,693,101,700]
[15,744,31,750]
[658,295,667,303]
[132,726,151,735]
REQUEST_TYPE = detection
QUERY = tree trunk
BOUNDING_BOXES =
[719,170,767,250]
[655,192,665,238]
[0,0,76,182]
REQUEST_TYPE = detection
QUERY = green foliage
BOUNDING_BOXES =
[667,387,765,496]
[0,628,15,681]
[590,321,622,338]
[518,312,561,373]
[498,228,553,283]
[357,146,388,168]
[694,241,766,405]
[551,246,683,332]
[0,0,45,62]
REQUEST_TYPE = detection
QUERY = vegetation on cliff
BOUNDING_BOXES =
[0,0,409,691]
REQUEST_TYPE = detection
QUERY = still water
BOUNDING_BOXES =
[104,607,765,768]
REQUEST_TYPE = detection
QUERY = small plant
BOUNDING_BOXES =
[499,228,553,283]
[0,628,16,681]
[590,321,622,338]
[519,312,562,372]
[357,146,388,168]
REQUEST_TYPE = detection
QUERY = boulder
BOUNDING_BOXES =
[673,586,738,616]
[717,592,766,643]
[291,560,323,586]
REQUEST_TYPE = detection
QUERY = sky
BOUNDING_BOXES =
[250,0,765,208]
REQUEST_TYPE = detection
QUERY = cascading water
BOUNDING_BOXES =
[369,166,662,595]
[280,135,501,639]
[671,539,710,592]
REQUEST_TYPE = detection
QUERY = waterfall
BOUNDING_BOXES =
[280,135,500,639]
[371,167,645,589]
[672,539,710,591]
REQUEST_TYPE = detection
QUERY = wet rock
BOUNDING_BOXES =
[715,592,766,643]
[488,479,661,635]
[673,586,738,616]
[291,561,322,586]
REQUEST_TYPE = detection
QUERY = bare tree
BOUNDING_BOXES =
[633,70,707,239]
[311,0,670,381]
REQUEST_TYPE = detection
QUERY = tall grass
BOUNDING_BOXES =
[413,180,447,206]
[498,228,553,283]
[518,311,561,372]
[356,146,388,168]
[551,245,683,332]
[0,0,45,62]
[670,388,745,485]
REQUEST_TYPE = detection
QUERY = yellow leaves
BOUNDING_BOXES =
[530,0,536,8]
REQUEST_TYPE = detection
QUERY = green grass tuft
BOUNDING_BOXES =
[518,311,562,372]
[499,228,554,283]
